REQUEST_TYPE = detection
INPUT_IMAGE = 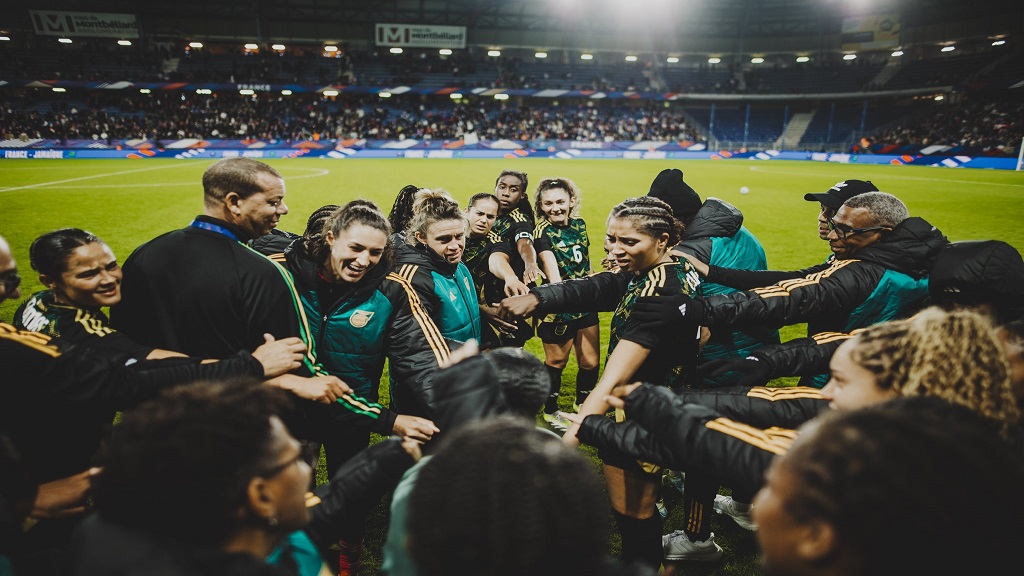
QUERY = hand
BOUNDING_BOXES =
[31,468,101,519]
[696,356,773,387]
[440,338,479,368]
[604,382,644,409]
[393,415,440,443]
[503,277,531,297]
[252,333,306,378]
[480,305,519,336]
[630,290,704,330]
[277,374,352,404]
[400,437,423,463]
[521,263,545,286]
[497,293,540,321]
[671,249,709,277]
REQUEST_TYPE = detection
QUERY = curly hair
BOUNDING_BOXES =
[405,188,464,246]
[93,378,293,547]
[608,196,684,247]
[848,306,1020,436]
[407,416,609,576]
[533,177,582,220]
[775,396,1023,576]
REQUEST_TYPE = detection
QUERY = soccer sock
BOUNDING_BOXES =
[614,511,664,570]
[336,538,363,576]
[545,364,562,413]
[575,367,598,406]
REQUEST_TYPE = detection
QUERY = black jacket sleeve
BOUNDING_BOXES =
[702,260,884,331]
[577,385,796,498]
[706,261,831,290]
[674,385,829,429]
[305,438,416,553]
[531,271,630,315]
[749,331,855,380]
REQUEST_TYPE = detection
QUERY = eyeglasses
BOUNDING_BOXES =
[258,444,316,478]
[0,270,20,293]
[826,218,889,240]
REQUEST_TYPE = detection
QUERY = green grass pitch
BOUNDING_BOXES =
[2,158,1022,574]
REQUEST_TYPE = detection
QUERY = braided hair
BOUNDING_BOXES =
[29,228,103,279]
[608,196,684,247]
[405,188,464,246]
[407,416,608,576]
[388,184,420,233]
[848,306,1020,437]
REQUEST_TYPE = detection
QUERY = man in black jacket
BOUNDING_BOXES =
[633,192,949,387]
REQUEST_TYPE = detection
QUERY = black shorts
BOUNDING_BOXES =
[537,312,599,344]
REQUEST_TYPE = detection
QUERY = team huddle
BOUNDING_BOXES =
[1,157,1022,576]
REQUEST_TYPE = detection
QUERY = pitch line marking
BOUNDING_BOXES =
[0,165,330,192]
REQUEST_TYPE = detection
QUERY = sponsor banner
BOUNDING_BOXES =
[841,13,899,51]
[374,23,467,49]
[30,10,140,39]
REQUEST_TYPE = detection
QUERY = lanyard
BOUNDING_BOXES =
[190,219,239,241]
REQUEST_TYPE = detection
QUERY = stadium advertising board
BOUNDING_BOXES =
[30,10,141,39]
[374,23,467,49]
[841,13,899,51]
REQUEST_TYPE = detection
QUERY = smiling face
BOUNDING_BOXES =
[0,236,21,304]
[466,197,499,239]
[538,187,574,226]
[417,218,466,264]
[44,241,123,308]
[604,215,668,274]
[494,174,525,215]
[231,173,288,240]
[326,223,388,284]
[820,338,897,411]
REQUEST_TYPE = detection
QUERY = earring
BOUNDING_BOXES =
[267,515,278,526]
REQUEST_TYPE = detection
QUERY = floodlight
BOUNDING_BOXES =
[488,50,501,57]
[272,44,286,50]
[324,45,338,52]
[379,91,392,98]
[188,42,203,48]
[323,90,339,96]
[580,53,593,60]
[390,47,403,54]
[891,50,904,57]
[281,90,293,95]
[843,54,857,60]
[0,36,9,41]
[118,40,132,46]
[666,57,679,63]
[52,87,66,92]
[139,88,151,94]
[992,40,1005,46]
[796,56,809,63]
[239,89,255,95]
[935,95,945,101]
[494,93,509,100]
[940,46,955,52]
[751,57,764,64]
[535,52,548,58]
[59,38,73,44]
[450,93,462,99]
[625,56,637,62]
[707,57,720,64]
[244,43,259,50]
[439,49,452,55]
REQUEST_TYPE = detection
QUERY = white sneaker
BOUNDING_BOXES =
[713,494,757,531]
[662,530,723,562]
[542,411,572,432]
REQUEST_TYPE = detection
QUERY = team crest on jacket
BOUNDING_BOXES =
[349,310,375,328]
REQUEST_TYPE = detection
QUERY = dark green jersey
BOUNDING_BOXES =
[609,259,703,389]
[535,217,591,324]
[463,230,502,304]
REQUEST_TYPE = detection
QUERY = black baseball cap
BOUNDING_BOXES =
[804,179,879,210]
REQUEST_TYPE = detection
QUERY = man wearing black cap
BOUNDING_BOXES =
[646,168,780,385]
[631,192,949,388]
[804,179,879,241]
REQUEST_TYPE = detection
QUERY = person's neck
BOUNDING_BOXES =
[221,526,283,560]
